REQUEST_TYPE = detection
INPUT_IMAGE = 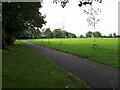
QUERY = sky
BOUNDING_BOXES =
[40,0,119,36]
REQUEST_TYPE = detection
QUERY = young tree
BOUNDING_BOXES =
[40,28,45,42]
[44,28,52,43]
[84,7,101,46]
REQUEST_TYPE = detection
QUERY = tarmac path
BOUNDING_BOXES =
[23,41,118,89]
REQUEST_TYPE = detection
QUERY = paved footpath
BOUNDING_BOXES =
[23,41,118,89]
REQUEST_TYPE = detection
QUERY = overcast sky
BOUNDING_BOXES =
[40,0,119,36]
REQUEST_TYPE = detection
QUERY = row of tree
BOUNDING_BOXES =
[20,28,119,39]
[20,28,77,39]
[108,33,118,38]
[80,31,119,38]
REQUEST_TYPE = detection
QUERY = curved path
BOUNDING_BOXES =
[23,41,118,89]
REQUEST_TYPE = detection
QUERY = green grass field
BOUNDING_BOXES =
[2,41,89,88]
[28,38,118,68]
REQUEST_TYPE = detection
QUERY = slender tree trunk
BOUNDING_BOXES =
[59,38,62,45]
[93,19,96,46]
[0,11,1,49]
[48,37,49,43]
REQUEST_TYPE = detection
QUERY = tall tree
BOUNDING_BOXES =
[2,2,46,49]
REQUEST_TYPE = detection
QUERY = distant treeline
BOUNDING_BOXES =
[80,31,119,38]
[18,27,119,39]
[18,28,76,39]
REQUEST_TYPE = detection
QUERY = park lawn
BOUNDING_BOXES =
[28,38,118,69]
[0,50,1,89]
[2,41,90,88]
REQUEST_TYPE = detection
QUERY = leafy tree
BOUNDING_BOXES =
[25,27,41,38]
[93,31,102,37]
[52,29,62,44]
[53,29,62,38]
[80,35,84,38]
[59,30,69,38]
[68,33,76,38]
[86,31,93,37]
[113,33,117,38]
[43,28,52,43]
[59,30,67,45]
[2,2,46,49]
[61,30,66,38]
[64,30,69,38]
[44,28,52,38]
[109,33,112,38]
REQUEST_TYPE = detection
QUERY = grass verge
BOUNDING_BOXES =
[2,40,90,88]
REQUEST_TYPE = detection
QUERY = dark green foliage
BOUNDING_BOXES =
[86,31,93,37]
[53,29,63,38]
[52,29,76,38]
[86,31,101,37]
[19,27,42,39]
[93,31,102,37]
[2,2,46,49]
[44,28,52,38]
[80,35,84,38]
[68,33,76,38]
[64,30,69,38]
[113,33,117,38]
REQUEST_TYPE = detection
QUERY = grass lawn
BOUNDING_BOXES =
[2,41,89,88]
[28,38,118,69]
[0,50,1,89]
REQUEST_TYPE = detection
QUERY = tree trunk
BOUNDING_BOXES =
[2,36,6,49]
[6,32,14,46]
[0,29,1,49]
[2,29,7,49]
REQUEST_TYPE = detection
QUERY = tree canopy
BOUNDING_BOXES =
[86,31,101,38]
[43,28,52,38]
[2,2,46,49]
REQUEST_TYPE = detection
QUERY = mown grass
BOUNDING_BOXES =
[0,50,2,89]
[2,41,90,88]
[28,38,118,68]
